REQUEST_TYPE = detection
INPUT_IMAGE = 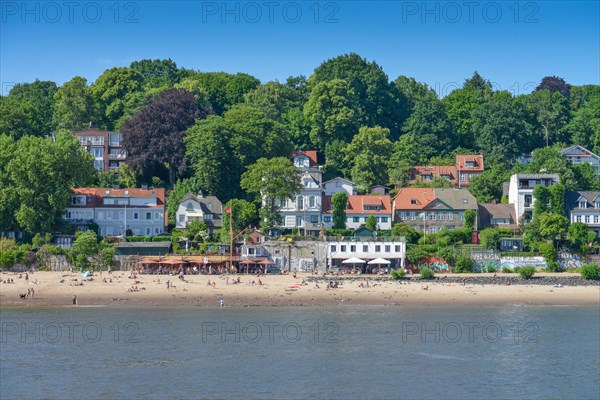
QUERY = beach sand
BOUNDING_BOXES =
[0,271,598,308]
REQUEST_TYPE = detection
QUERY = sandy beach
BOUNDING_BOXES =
[0,271,598,307]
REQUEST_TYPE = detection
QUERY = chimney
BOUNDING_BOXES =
[112,184,119,190]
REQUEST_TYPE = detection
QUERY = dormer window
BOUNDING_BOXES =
[187,202,194,211]
[579,200,587,209]
[595,199,600,209]
[71,195,86,205]
[364,205,371,210]
[124,190,129,195]
[465,161,476,168]
[410,199,417,205]
[375,206,381,211]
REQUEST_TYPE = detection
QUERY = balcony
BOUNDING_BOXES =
[109,153,126,160]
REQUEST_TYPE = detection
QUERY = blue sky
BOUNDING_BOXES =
[1,1,599,95]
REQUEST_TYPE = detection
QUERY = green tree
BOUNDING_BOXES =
[310,53,408,138]
[331,192,348,229]
[480,227,501,250]
[533,185,550,217]
[391,223,421,244]
[240,157,302,229]
[6,132,96,232]
[323,139,348,180]
[8,79,58,136]
[185,115,241,201]
[218,199,259,242]
[130,58,181,89]
[393,76,436,112]
[468,164,511,203]
[538,212,569,246]
[549,183,567,215]
[472,93,529,167]
[566,96,600,154]
[365,215,377,231]
[344,126,393,190]
[52,76,96,131]
[70,230,99,271]
[526,89,570,147]
[464,210,476,231]
[568,222,596,254]
[453,251,474,273]
[304,79,357,150]
[401,92,454,160]
[90,67,144,130]
[0,135,18,231]
[0,96,33,139]
[166,178,203,226]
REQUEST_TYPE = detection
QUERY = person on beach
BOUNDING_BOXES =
[220,298,224,307]
[72,295,77,305]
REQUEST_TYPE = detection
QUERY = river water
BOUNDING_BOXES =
[1,306,598,399]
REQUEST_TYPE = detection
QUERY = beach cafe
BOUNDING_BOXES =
[133,255,277,274]
[327,238,406,274]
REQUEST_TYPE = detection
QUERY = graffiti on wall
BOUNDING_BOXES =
[415,257,449,273]
[472,260,501,273]
[501,257,547,269]
[558,252,581,269]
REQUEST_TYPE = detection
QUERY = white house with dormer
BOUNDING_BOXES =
[277,150,323,235]
[566,191,600,237]
[561,145,600,174]
[175,192,223,234]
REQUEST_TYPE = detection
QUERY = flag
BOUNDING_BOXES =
[418,212,426,219]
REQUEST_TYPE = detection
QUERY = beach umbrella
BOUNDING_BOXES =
[341,257,366,264]
[367,257,391,274]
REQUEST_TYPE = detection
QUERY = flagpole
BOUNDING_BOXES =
[229,199,233,273]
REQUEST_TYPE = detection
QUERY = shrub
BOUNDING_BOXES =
[513,266,522,273]
[453,252,473,273]
[545,261,565,272]
[538,242,557,263]
[420,267,435,279]
[519,266,535,279]
[501,267,512,273]
[390,269,406,280]
[126,236,150,242]
[580,263,600,280]
[486,265,496,273]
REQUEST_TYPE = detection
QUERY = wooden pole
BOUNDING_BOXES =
[229,199,233,273]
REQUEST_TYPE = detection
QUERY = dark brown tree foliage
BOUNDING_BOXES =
[535,76,572,99]
[121,88,210,187]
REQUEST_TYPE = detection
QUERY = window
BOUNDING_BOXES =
[423,213,427,220]
[341,245,347,252]
[90,147,103,158]
[585,215,590,224]
[146,212,151,220]
[401,212,407,221]
[410,212,416,220]
[460,174,465,181]
[330,245,337,253]
[97,211,104,220]
[350,245,356,252]
[385,245,390,252]
[459,212,464,221]
[594,215,599,224]
[155,228,160,234]
[438,212,445,221]
[448,213,454,221]
[310,215,319,223]
[381,217,388,223]
[187,202,194,211]
[155,212,160,220]
[324,216,331,223]
[524,194,532,207]
[119,211,124,220]
[93,160,103,170]
[579,200,587,208]
[363,245,368,252]
[309,196,315,208]
[410,199,417,205]
[133,212,139,220]
[336,181,341,187]
[595,199,600,209]
[576,215,582,222]
[297,196,304,210]
[430,212,436,221]
[204,214,213,221]
[375,245,381,252]
[394,245,401,252]
[353,217,360,223]
[296,216,303,226]
[71,195,86,205]
[430,226,437,233]
[364,206,371,210]
[146,228,151,235]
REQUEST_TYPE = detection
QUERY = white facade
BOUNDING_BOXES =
[323,177,356,196]
[64,188,165,237]
[175,193,223,234]
[277,153,323,234]
[508,174,559,225]
[344,214,392,230]
[327,239,406,270]
[567,192,600,237]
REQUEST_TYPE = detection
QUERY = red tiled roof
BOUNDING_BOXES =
[392,188,436,210]
[346,195,391,215]
[291,150,318,167]
[70,188,166,208]
[456,154,484,171]
[409,166,458,184]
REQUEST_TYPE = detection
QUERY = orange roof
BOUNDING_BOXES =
[291,150,318,167]
[456,154,484,171]
[346,195,391,215]
[392,188,436,210]
[409,166,457,183]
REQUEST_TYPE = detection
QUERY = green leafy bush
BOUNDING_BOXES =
[501,267,512,273]
[420,267,435,279]
[580,263,600,280]
[486,265,496,273]
[390,268,406,280]
[545,261,564,272]
[519,266,536,279]
[453,252,473,273]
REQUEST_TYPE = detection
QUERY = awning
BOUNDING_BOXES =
[367,257,391,265]
[258,259,274,265]
[342,257,366,264]
[239,259,254,264]
[159,259,188,265]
